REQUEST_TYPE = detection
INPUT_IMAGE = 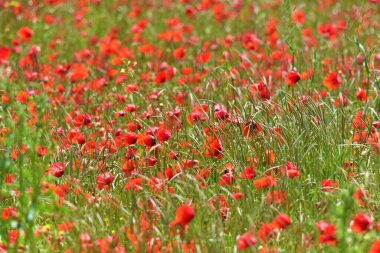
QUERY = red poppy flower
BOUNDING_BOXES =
[321,179,338,192]
[1,95,9,104]
[0,47,11,61]
[318,24,336,39]
[8,229,18,245]
[239,166,256,179]
[316,221,337,245]
[57,221,76,232]
[173,47,185,59]
[2,207,17,220]
[253,175,276,192]
[68,128,85,144]
[258,223,276,242]
[219,173,235,186]
[17,27,33,42]
[72,114,92,127]
[198,52,211,63]
[292,10,305,25]
[286,71,301,86]
[186,106,208,124]
[46,162,66,178]
[96,173,114,190]
[123,159,137,176]
[352,188,369,207]
[205,136,224,159]
[350,212,372,233]
[283,161,300,179]
[265,190,287,204]
[138,44,154,54]
[139,134,156,147]
[178,159,199,171]
[125,178,143,191]
[157,128,171,142]
[232,192,244,200]
[272,214,291,230]
[70,63,89,82]
[80,233,92,249]
[16,91,30,103]
[165,167,175,180]
[145,156,157,167]
[37,146,48,156]
[214,104,229,120]
[237,232,257,250]
[334,95,347,107]
[370,240,380,253]
[170,205,195,227]
[242,121,261,138]
[51,184,70,198]
[356,89,367,101]
[323,72,342,90]
[5,174,14,184]
[124,132,137,146]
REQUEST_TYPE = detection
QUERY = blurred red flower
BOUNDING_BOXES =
[170,205,195,227]
[237,231,257,250]
[323,72,342,90]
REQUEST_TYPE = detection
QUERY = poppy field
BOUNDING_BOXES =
[1,0,380,252]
